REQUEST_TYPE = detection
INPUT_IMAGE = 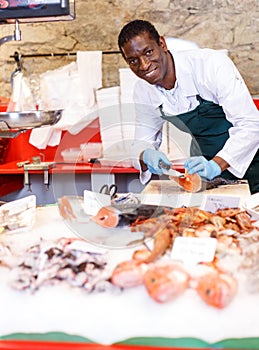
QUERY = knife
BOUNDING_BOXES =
[158,160,185,178]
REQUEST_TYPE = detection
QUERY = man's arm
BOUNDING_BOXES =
[212,156,229,172]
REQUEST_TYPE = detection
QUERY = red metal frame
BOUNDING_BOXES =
[5,118,102,163]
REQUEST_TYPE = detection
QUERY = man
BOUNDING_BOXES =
[118,19,259,194]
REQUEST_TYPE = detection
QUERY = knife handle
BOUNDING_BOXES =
[158,159,171,171]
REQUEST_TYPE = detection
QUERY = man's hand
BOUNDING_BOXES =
[142,149,171,175]
[184,156,221,180]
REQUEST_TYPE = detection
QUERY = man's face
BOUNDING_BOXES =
[121,31,170,87]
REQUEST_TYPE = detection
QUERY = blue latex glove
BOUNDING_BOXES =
[184,156,221,180]
[142,148,171,175]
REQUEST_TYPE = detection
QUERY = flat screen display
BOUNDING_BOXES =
[0,0,75,21]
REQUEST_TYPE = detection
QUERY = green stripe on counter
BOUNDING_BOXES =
[0,332,93,343]
[1,333,259,348]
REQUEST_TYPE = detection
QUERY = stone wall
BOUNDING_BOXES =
[0,0,258,99]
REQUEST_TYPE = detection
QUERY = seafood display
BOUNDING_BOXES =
[2,237,119,294]
[83,204,255,266]
[130,207,258,262]
[109,205,259,308]
[110,248,238,307]
[0,198,258,312]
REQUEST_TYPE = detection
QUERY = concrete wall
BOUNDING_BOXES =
[0,0,258,98]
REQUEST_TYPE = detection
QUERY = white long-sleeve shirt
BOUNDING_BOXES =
[133,48,259,183]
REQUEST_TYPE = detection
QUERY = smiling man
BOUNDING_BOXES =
[118,19,259,194]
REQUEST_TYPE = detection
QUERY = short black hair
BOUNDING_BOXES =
[118,19,160,57]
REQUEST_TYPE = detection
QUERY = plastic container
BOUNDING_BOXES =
[99,156,133,168]
[80,143,102,161]
[61,148,84,163]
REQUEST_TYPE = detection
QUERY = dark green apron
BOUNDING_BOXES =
[159,96,259,194]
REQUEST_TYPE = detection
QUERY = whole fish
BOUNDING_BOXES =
[195,271,238,308]
[143,262,190,303]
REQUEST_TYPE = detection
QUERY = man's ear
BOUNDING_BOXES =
[159,36,168,52]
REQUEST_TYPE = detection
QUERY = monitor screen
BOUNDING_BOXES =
[0,0,75,21]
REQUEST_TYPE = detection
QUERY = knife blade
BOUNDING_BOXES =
[158,160,185,178]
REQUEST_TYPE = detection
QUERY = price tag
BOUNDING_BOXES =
[83,190,111,216]
[171,236,217,265]
[201,194,240,213]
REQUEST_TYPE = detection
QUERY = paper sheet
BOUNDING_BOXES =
[29,51,102,149]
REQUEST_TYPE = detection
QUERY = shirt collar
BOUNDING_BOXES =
[153,51,199,108]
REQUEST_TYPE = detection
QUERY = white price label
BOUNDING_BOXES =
[83,190,111,216]
[201,194,240,213]
[171,236,217,265]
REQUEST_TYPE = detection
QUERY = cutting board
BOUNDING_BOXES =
[140,180,251,208]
